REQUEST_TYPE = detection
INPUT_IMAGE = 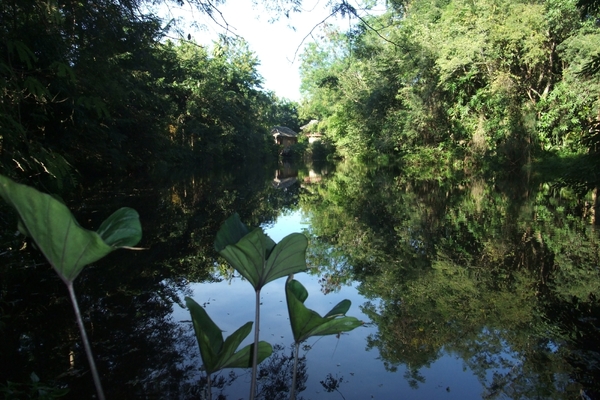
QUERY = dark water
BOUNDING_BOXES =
[1,159,599,399]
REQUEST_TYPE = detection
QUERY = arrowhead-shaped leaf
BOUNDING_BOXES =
[324,300,351,318]
[185,296,224,373]
[185,297,273,374]
[215,214,308,290]
[0,175,142,283]
[214,213,250,253]
[221,341,273,369]
[263,233,309,286]
[217,228,273,288]
[286,278,363,344]
[96,207,142,247]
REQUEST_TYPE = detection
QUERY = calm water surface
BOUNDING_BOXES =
[1,159,599,399]
[177,210,487,400]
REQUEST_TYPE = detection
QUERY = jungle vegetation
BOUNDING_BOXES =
[299,0,600,188]
[4,0,598,189]
[2,0,600,397]
[0,0,305,190]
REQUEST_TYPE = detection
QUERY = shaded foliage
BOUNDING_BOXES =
[0,160,300,398]
[0,0,298,190]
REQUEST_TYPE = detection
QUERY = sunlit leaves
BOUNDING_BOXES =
[299,0,600,159]
[214,213,308,290]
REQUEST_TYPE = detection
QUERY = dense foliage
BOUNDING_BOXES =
[0,0,300,188]
[3,0,600,397]
[299,0,600,179]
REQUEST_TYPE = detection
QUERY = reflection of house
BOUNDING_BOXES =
[271,126,299,147]
[273,162,298,189]
[303,169,322,184]
[300,119,323,143]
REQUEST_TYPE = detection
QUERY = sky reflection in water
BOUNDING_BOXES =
[174,210,488,399]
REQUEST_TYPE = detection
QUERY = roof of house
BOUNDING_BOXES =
[300,119,319,131]
[271,126,298,137]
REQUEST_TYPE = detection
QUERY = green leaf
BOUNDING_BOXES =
[221,341,273,369]
[263,233,309,286]
[214,213,250,252]
[0,175,142,283]
[185,297,272,374]
[215,214,308,290]
[286,278,363,344]
[8,40,37,69]
[218,228,271,288]
[185,296,223,373]
[219,321,254,367]
[324,299,352,318]
[96,207,142,247]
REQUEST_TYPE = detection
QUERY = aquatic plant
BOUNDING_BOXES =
[213,213,309,399]
[185,296,272,400]
[285,277,363,400]
[0,175,142,400]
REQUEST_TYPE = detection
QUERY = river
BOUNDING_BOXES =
[1,158,599,399]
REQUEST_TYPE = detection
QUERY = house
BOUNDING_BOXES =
[306,132,323,144]
[271,126,299,147]
[300,119,323,143]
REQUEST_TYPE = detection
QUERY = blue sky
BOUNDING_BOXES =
[155,1,380,101]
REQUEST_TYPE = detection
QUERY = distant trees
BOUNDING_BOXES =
[0,0,300,188]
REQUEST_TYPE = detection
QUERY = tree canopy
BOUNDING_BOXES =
[0,0,304,189]
[299,0,600,185]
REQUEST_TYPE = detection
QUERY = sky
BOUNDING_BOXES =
[155,0,378,101]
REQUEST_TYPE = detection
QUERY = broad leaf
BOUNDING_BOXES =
[217,228,273,288]
[0,175,142,283]
[263,233,310,286]
[286,278,363,344]
[221,342,273,369]
[324,300,351,318]
[185,297,272,374]
[185,296,224,372]
[214,213,250,252]
[215,214,308,290]
[96,207,142,247]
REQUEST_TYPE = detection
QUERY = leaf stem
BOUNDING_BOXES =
[66,282,105,400]
[249,288,261,400]
[290,341,300,400]
[206,373,212,400]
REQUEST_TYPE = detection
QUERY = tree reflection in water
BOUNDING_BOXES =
[2,158,600,398]
[180,344,308,400]
[300,160,600,399]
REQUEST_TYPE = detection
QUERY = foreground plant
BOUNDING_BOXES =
[185,297,272,400]
[214,213,308,400]
[0,175,142,400]
[286,277,363,400]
